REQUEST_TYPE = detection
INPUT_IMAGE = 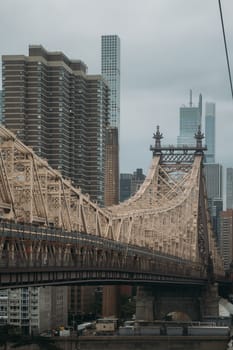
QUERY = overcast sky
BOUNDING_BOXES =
[1,0,233,175]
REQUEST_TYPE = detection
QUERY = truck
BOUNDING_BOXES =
[95,318,118,335]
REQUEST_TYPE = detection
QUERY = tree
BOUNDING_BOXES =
[119,295,136,320]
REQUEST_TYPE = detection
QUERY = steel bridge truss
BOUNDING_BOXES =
[0,126,224,278]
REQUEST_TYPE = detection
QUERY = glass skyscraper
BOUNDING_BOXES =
[101,35,120,130]
[177,91,202,146]
[205,102,215,163]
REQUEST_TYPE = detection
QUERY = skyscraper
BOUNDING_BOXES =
[2,45,109,205]
[101,35,121,318]
[104,127,119,206]
[220,210,233,270]
[227,168,233,210]
[101,35,120,205]
[177,91,202,146]
[101,35,120,130]
[2,45,111,329]
[203,163,223,241]
[205,102,215,163]
[101,35,120,206]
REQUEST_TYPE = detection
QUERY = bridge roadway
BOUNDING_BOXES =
[0,221,226,289]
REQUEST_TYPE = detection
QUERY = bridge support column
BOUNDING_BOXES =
[136,287,154,321]
[201,283,220,319]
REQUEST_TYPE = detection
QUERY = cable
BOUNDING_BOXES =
[218,0,233,100]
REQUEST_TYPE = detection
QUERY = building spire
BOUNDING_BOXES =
[151,126,163,155]
[194,125,204,153]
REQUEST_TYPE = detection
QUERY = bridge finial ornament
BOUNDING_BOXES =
[152,125,163,154]
[194,125,205,154]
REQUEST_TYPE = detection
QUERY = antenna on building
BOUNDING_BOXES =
[189,89,193,107]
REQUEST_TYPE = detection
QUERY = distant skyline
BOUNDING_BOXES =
[1,0,233,174]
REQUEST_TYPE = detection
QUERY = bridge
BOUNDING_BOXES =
[0,124,226,291]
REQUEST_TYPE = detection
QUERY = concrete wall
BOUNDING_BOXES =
[2,336,229,350]
[56,336,229,350]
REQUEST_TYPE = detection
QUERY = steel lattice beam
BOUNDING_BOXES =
[0,126,224,278]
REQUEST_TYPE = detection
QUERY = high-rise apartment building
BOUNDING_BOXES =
[101,35,120,130]
[220,210,233,270]
[205,102,215,164]
[0,286,67,335]
[227,168,233,210]
[177,91,202,146]
[2,45,109,205]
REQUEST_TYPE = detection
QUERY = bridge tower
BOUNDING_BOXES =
[136,126,223,321]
